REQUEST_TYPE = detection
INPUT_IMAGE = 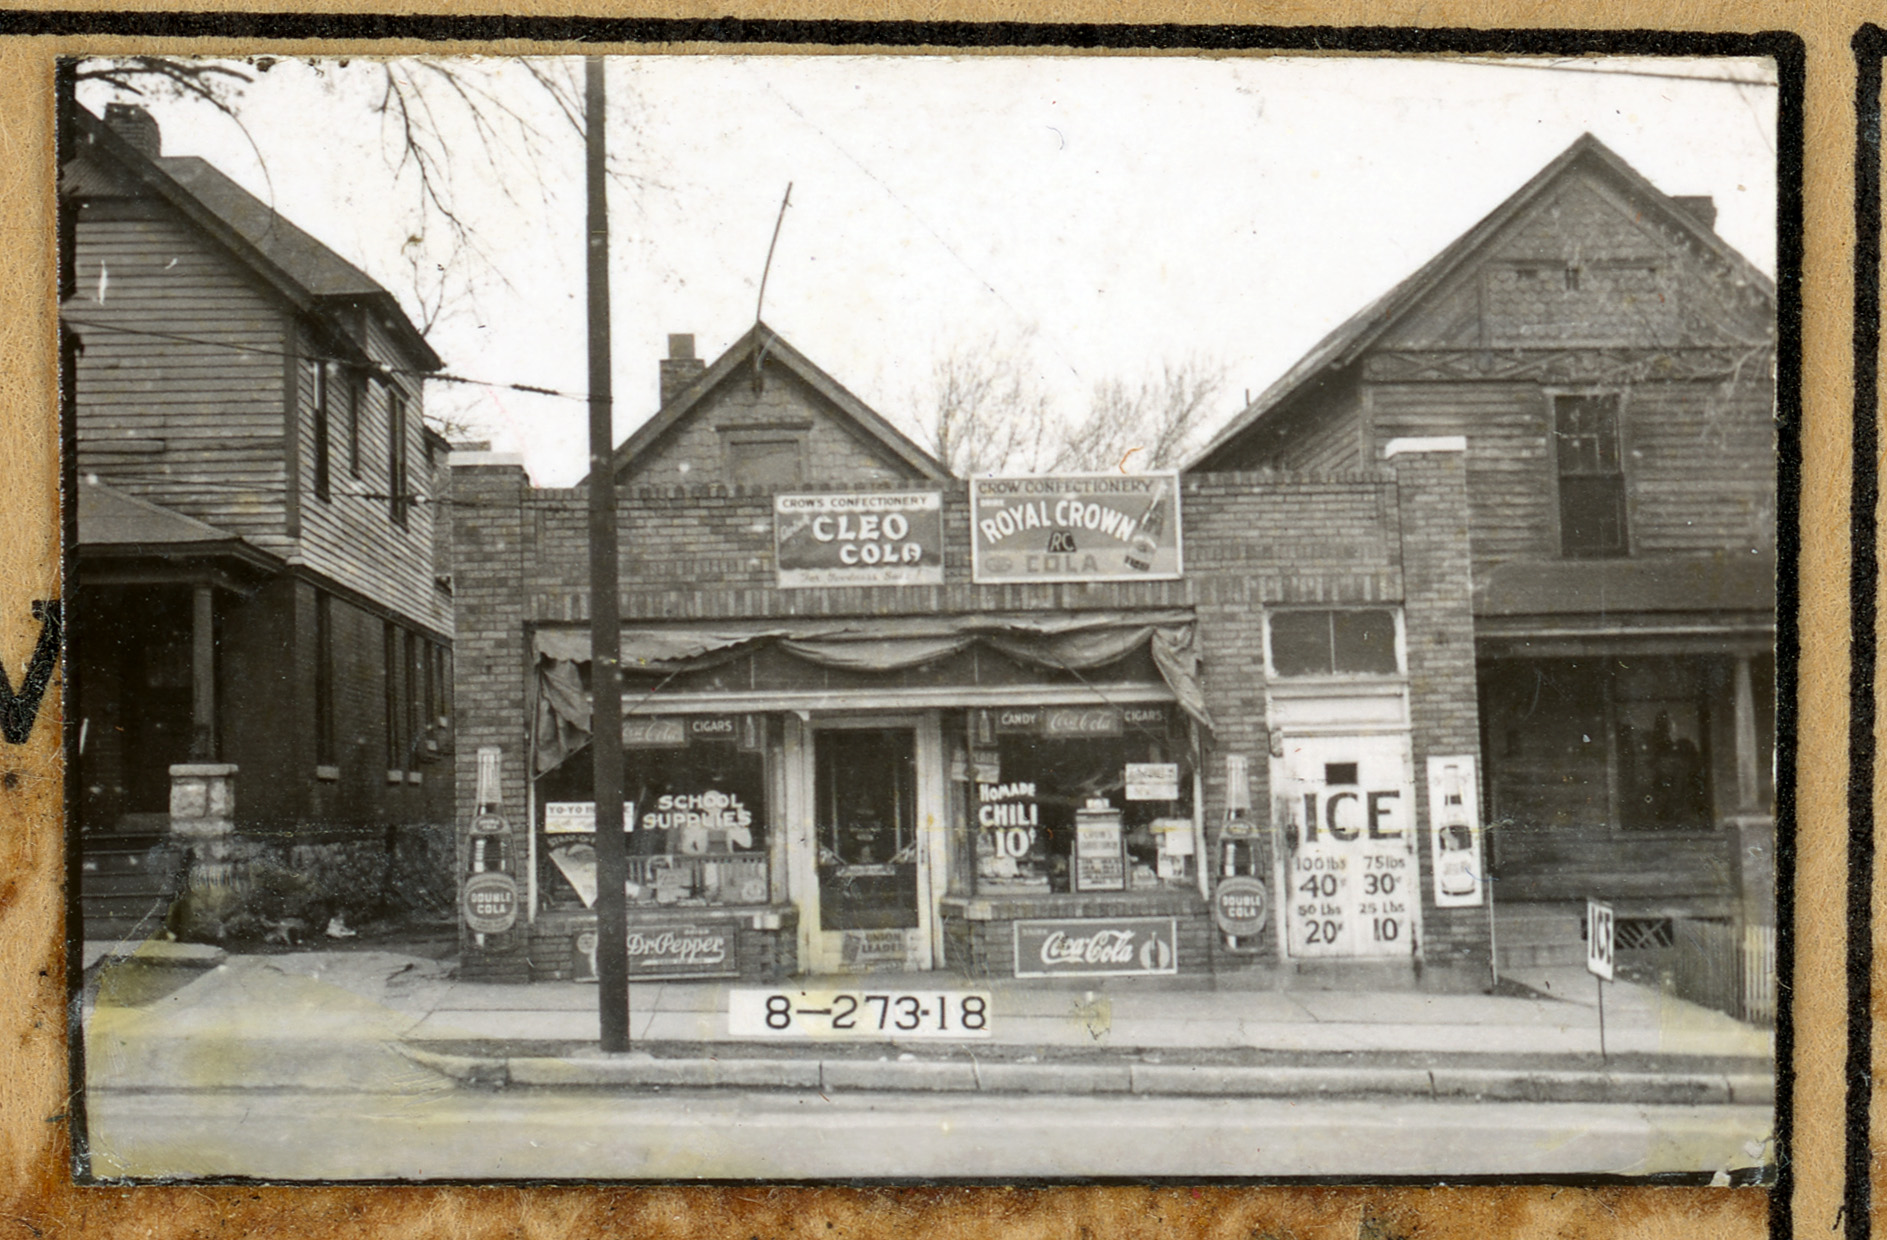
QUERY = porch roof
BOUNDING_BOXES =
[1473,552,1776,621]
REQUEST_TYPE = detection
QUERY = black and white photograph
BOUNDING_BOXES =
[63,49,1782,1182]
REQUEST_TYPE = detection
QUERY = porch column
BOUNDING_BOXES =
[1733,654,1759,811]
[190,582,216,760]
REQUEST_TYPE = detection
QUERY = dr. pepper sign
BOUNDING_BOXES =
[971,473,1181,584]
[774,492,944,588]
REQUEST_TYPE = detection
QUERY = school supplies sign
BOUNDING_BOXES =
[970,473,1181,583]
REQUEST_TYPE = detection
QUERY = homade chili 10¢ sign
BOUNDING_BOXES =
[971,472,1182,584]
[774,491,944,587]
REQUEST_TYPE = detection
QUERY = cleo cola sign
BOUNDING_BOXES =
[1013,917,1179,978]
[971,472,1181,584]
[774,492,944,587]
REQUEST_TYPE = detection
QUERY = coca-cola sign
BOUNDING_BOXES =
[1012,917,1179,978]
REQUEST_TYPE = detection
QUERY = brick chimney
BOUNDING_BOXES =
[1672,195,1717,232]
[103,102,161,158]
[659,333,705,407]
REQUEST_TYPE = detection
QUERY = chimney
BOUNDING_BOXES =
[659,333,704,407]
[1672,195,1717,232]
[103,103,160,158]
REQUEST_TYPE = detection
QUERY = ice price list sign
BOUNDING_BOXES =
[730,988,992,1038]
[1285,778,1417,958]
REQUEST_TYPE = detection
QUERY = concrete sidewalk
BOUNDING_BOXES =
[81,941,1774,1105]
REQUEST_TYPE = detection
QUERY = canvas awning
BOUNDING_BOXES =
[532,611,1210,773]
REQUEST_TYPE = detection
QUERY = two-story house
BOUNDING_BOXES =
[64,102,455,936]
[1191,134,1777,964]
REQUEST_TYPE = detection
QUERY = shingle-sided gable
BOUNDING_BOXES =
[1377,164,1771,354]
[1190,134,1774,472]
[604,324,950,488]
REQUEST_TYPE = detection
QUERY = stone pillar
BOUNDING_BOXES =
[169,762,241,935]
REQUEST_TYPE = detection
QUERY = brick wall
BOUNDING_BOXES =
[451,456,1487,986]
[451,461,532,967]
[1386,446,1488,986]
[626,362,918,489]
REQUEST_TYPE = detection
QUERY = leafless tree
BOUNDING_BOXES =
[1055,356,1228,473]
[922,331,1067,477]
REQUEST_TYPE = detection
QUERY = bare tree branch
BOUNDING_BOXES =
[1057,357,1227,472]
[919,331,1065,477]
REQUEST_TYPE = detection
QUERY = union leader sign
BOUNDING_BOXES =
[775,492,944,587]
[1013,916,1179,977]
[971,472,1181,583]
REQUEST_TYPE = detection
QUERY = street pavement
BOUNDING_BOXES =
[85,1087,1774,1180]
[76,940,1777,1180]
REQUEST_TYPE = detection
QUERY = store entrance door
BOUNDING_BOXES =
[799,716,943,972]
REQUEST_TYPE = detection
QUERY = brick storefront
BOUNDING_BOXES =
[450,327,1490,992]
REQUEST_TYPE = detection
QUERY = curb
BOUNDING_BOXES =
[399,1045,1772,1105]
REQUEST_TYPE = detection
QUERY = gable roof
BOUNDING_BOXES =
[598,321,951,483]
[1189,133,1775,472]
[66,105,442,373]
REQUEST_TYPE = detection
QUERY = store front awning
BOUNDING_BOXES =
[532,611,1211,773]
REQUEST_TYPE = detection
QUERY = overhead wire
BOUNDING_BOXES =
[59,314,587,402]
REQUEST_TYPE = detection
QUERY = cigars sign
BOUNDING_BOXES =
[971,473,1182,584]
[1012,916,1179,978]
[775,492,944,587]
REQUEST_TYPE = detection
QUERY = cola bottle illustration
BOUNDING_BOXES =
[1124,477,1168,572]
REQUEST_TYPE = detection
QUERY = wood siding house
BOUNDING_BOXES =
[1191,135,1776,944]
[65,103,455,931]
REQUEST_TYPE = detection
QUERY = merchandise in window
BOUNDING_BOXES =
[967,706,1194,895]
[535,716,771,910]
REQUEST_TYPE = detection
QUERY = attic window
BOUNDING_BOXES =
[727,435,803,487]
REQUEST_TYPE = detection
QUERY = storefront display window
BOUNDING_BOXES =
[966,706,1194,894]
[533,715,771,910]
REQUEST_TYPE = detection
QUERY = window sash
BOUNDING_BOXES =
[387,388,410,527]
[314,593,335,765]
[312,361,331,503]
[1269,609,1401,677]
[1558,474,1629,557]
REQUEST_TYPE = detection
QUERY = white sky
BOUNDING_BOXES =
[79,54,1778,487]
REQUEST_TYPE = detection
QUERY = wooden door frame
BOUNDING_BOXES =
[789,711,946,973]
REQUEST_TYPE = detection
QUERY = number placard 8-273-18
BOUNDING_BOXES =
[729,989,992,1038]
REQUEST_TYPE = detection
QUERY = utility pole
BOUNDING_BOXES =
[585,55,630,1053]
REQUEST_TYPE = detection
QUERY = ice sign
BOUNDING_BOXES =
[1275,737,1419,961]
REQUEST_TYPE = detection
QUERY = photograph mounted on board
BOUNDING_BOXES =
[61,50,1779,1182]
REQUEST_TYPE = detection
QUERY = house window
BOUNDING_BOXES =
[345,367,362,478]
[387,387,410,527]
[406,630,424,770]
[315,593,335,765]
[727,436,802,487]
[427,642,452,757]
[384,622,402,771]
[1554,393,1628,557]
[1268,609,1401,677]
[312,361,332,503]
